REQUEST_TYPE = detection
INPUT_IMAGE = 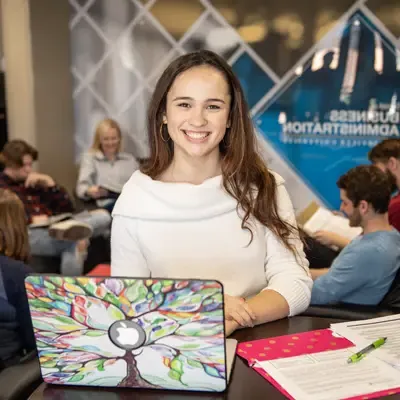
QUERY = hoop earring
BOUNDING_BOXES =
[160,124,170,142]
[222,129,231,148]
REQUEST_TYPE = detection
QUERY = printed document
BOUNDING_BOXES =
[256,348,400,400]
[331,314,400,365]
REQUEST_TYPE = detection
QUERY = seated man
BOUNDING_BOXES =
[0,140,111,275]
[310,165,400,306]
[309,138,400,258]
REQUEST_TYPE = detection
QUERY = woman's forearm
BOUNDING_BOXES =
[246,289,290,325]
[225,290,290,336]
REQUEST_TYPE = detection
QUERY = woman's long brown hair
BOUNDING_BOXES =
[143,50,299,254]
[0,189,30,262]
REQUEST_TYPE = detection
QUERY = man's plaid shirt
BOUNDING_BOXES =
[0,172,74,223]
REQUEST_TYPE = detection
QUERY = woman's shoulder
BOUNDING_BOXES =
[125,169,147,183]
[0,255,31,281]
[112,170,156,218]
[268,170,285,186]
[265,171,296,218]
[81,150,98,162]
[118,170,158,202]
[115,170,148,197]
[0,254,27,268]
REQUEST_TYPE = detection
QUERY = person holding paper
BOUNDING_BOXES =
[76,118,139,212]
[368,138,400,232]
[111,50,312,336]
[311,138,400,253]
[311,165,400,305]
[312,229,351,250]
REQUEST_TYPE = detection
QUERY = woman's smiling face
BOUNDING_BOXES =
[164,65,231,160]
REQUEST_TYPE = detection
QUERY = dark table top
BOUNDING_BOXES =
[28,316,400,400]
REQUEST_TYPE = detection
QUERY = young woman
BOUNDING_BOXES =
[0,189,35,368]
[76,118,139,212]
[111,50,312,336]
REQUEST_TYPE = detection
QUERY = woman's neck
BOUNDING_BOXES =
[161,152,221,185]
[103,152,116,161]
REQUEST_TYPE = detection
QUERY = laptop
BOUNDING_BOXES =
[25,276,237,392]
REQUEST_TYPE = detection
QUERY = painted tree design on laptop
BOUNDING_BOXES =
[25,277,226,391]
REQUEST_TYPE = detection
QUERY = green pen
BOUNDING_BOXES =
[347,337,387,364]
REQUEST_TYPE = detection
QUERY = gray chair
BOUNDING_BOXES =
[0,353,42,400]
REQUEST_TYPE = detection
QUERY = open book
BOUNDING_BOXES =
[297,201,362,241]
[98,180,123,195]
[29,213,73,228]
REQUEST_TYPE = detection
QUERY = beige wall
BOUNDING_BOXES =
[0,3,3,62]
[0,0,75,192]
[1,0,36,147]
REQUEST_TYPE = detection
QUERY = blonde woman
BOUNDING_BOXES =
[76,118,139,211]
[0,189,35,367]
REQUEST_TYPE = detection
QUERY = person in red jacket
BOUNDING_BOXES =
[368,138,400,231]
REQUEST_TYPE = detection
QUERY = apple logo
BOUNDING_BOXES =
[117,322,139,345]
[108,320,146,350]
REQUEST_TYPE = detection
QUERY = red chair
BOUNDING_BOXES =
[87,264,110,276]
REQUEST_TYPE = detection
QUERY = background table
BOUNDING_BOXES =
[29,316,400,400]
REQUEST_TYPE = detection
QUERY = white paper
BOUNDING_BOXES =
[331,315,400,365]
[256,348,400,400]
[303,207,362,240]
[29,212,73,228]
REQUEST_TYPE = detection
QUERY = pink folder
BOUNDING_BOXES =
[236,328,400,400]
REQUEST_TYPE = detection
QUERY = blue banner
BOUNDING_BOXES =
[254,10,400,209]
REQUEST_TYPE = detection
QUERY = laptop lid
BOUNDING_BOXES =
[25,276,236,392]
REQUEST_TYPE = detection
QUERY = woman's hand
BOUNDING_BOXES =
[225,319,239,337]
[86,185,103,199]
[25,172,55,188]
[224,294,256,328]
[31,215,49,225]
